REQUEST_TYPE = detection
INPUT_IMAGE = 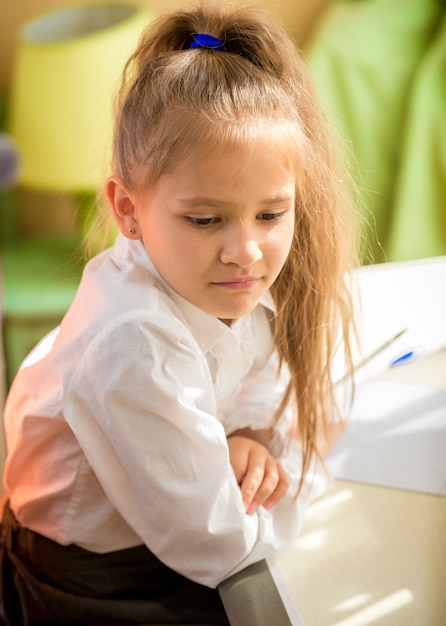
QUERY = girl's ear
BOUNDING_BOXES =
[104,175,140,240]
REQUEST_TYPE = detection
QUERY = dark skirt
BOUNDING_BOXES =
[0,500,229,626]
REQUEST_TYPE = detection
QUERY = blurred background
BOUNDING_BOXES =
[0,0,445,411]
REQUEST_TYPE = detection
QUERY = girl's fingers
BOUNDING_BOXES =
[227,435,291,514]
[241,451,289,514]
[262,463,290,510]
[239,455,267,512]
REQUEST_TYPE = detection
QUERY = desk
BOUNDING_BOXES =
[275,341,446,625]
[276,480,446,625]
[220,257,446,625]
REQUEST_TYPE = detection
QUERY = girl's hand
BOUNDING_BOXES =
[227,435,290,515]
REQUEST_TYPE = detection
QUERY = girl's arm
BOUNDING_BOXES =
[65,315,328,588]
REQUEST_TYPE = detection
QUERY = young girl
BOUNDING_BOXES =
[0,5,358,625]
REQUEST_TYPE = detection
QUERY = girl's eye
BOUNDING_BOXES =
[187,216,220,227]
[257,212,285,222]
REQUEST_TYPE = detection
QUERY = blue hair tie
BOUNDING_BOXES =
[190,33,224,50]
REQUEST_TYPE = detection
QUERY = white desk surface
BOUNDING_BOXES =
[276,257,446,626]
[276,479,446,625]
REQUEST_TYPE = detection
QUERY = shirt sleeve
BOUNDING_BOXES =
[65,310,327,588]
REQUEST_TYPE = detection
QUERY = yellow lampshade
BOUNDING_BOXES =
[9,4,150,192]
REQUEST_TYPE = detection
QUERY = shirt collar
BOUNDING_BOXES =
[113,234,276,353]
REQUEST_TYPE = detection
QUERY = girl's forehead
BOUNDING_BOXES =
[155,136,300,207]
[185,121,305,170]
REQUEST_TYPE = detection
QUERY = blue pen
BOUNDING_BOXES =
[390,349,422,367]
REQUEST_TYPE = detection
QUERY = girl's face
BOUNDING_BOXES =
[111,140,296,323]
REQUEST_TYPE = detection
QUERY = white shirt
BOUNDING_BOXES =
[4,235,327,588]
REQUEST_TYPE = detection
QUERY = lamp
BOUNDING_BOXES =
[9,3,149,192]
[2,4,150,385]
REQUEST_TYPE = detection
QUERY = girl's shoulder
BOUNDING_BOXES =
[64,252,189,347]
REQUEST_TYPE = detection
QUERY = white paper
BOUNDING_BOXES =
[327,378,446,496]
[331,257,446,384]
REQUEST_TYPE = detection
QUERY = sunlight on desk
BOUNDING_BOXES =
[334,589,414,626]
[294,489,354,551]
[335,593,373,613]
[307,487,354,515]
[277,481,446,625]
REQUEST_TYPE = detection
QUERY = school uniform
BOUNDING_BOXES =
[0,235,327,624]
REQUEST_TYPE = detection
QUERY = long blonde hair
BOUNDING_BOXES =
[94,4,360,487]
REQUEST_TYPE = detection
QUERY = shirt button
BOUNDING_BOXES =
[226,359,240,373]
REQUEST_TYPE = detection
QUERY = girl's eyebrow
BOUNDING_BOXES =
[176,193,294,208]
[176,197,232,208]
[260,194,295,206]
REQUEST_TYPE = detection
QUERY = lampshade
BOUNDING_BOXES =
[8,4,150,192]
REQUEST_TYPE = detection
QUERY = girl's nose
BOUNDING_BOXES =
[220,227,263,267]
